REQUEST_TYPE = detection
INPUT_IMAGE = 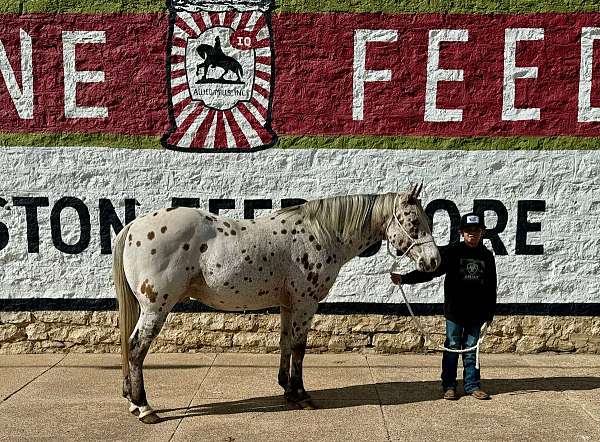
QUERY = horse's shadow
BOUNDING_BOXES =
[155,376,599,422]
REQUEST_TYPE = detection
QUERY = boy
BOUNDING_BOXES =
[391,212,497,400]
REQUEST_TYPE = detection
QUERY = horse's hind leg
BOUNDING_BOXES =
[128,309,167,424]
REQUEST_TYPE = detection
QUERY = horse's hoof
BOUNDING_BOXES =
[297,398,318,410]
[139,412,161,424]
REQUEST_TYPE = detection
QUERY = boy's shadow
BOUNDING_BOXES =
[155,376,599,422]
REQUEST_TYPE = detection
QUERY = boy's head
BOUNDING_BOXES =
[459,213,485,247]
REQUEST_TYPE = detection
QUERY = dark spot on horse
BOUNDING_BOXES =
[183,244,190,251]
[270,271,273,276]
[301,253,309,270]
[216,263,222,268]
[316,244,322,251]
[224,282,229,286]
[291,229,297,234]
[262,256,267,262]
[161,226,167,234]
[273,231,277,235]
[136,241,141,247]
[128,234,132,241]
[264,279,268,283]
[205,216,213,221]
[147,231,155,240]
[281,219,286,224]
[281,229,287,234]
[241,226,246,231]
[186,267,189,271]
[295,220,302,225]
[271,252,274,256]
[326,256,332,264]
[151,249,156,255]
[161,302,166,307]
[301,229,306,233]
[309,235,315,242]
[231,230,236,235]
[242,249,246,253]
[224,232,229,236]
[245,256,250,261]
[163,294,168,299]
[217,228,223,232]
[258,267,263,271]
[159,307,162,312]
[219,300,225,304]
[316,263,322,269]
[309,263,314,270]
[307,272,314,282]
[244,277,248,281]
[153,212,158,216]
[200,244,208,253]
[223,222,230,228]
[235,290,240,294]
[166,207,176,212]
[326,277,331,282]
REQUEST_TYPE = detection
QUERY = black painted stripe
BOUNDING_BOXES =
[0,299,599,316]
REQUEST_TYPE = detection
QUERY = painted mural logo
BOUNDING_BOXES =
[162,0,277,152]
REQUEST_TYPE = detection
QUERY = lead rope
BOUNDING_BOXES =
[387,195,488,369]
[391,264,488,369]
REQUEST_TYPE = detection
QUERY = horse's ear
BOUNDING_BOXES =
[408,183,417,198]
[415,181,423,198]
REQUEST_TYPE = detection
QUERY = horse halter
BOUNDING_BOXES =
[386,194,435,262]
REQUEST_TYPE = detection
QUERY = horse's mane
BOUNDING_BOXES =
[275,193,399,247]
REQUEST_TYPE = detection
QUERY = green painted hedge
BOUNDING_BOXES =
[13,0,600,14]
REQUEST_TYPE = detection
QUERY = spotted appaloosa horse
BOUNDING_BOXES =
[112,185,440,423]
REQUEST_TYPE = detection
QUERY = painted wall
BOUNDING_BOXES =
[1,1,600,320]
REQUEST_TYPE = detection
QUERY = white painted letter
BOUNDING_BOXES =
[0,29,33,120]
[578,27,600,122]
[425,29,468,122]
[502,28,544,121]
[352,29,398,121]
[62,31,108,119]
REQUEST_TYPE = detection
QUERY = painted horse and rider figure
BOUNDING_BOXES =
[112,185,497,423]
[195,36,244,84]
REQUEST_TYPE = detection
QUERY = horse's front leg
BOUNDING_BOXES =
[278,306,292,394]
[129,310,167,424]
[287,303,318,409]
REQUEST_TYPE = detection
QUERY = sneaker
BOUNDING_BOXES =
[469,389,491,400]
[443,388,459,400]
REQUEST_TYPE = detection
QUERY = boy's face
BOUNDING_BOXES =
[461,226,484,247]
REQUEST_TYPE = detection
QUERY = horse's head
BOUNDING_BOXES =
[196,44,213,60]
[385,184,441,272]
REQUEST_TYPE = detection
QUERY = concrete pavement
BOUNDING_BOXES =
[0,352,598,441]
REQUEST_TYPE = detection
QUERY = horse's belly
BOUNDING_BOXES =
[188,288,281,312]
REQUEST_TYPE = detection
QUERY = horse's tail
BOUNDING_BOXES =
[112,223,139,379]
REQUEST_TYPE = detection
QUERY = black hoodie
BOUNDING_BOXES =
[402,241,497,325]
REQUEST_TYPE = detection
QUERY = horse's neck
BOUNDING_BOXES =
[330,197,388,262]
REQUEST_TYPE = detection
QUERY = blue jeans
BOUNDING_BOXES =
[442,319,482,393]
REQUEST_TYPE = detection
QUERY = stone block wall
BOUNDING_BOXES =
[1,311,598,355]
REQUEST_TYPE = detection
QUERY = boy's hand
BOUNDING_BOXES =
[390,273,402,285]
